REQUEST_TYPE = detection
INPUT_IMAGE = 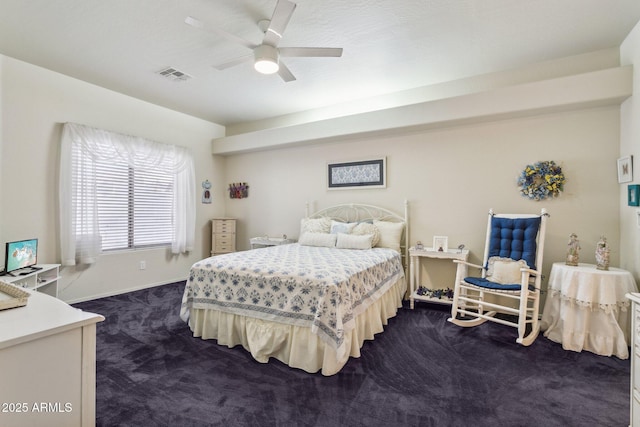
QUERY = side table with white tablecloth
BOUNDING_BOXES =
[541,262,638,359]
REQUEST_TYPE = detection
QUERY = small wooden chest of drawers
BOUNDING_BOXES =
[211,218,236,255]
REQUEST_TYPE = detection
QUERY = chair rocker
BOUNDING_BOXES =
[447,209,549,346]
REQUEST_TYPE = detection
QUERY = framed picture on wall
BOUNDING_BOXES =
[327,158,386,189]
[629,184,640,207]
[618,156,633,183]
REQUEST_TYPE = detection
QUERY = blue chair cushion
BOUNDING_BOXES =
[488,216,541,270]
[464,277,535,292]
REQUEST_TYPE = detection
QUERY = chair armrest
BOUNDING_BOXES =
[453,259,483,270]
[453,260,482,283]
[453,259,482,288]
[520,267,541,276]
[520,267,544,291]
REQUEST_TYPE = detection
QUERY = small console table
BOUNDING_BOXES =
[2,264,61,298]
[409,247,469,309]
[541,262,638,359]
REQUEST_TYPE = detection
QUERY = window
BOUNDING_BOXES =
[60,123,195,266]
[90,151,174,251]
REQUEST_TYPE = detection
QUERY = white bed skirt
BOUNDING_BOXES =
[188,276,406,376]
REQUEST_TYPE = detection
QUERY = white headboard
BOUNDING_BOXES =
[305,200,410,270]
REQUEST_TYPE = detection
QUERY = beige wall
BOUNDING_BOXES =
[0,55,226,302]
[0,40,632,302]
[224,106,621,289]
[621,21,640,282]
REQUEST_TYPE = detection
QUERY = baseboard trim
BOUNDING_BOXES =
[65,278,187,305]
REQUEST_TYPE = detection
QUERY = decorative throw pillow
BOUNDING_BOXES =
[486,257,528,284]
[336,233,374,250]
[330,220,357,235]
[300,217,331,236]
[298,232,337,248]
[373,220,404,252]
[351,222,381,247]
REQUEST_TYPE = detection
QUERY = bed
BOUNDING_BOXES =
[180,202,409,375]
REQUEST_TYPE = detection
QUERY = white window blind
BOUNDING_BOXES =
[92,155,174,251]
[60,123,196,266]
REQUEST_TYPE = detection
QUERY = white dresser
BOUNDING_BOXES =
[627,292,640,426]
[211,218,236,255]
[0,288,104,426]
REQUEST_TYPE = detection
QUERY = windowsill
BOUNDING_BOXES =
[102,245,171,255]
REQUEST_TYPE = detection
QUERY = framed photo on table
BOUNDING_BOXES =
[433,236,448,252]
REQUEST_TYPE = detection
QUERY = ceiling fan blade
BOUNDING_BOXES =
[213,54,253,70]
[279,47,343,58]
[277,61,296,82]
[185,16,257,50]
[262,0,296,47]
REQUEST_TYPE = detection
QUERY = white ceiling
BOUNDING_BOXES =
[1,0,639,127]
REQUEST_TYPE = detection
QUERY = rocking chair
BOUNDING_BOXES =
[447,209,549,345]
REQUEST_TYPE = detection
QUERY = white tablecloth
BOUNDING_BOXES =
[540,262,638,359]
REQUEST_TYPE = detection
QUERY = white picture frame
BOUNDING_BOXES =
[618,156,633,183]
[433,236,448,252]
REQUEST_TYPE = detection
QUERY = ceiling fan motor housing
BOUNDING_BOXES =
[254,44,279,74]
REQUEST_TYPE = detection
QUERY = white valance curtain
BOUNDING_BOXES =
[59,122,196,266]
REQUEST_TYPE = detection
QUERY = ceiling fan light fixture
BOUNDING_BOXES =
[254,45,279,74]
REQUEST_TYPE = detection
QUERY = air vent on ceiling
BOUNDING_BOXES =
[156,67,192,82]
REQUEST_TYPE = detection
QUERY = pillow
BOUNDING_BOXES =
[300,217,331,235]
[486,256,528,284]
[352,222,381,247]
[336,233,374,250]
[298,232,337,248]
[330,220,357,234]
[373,220,404,252]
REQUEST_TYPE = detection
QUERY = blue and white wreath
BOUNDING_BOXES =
[517,160,565,201]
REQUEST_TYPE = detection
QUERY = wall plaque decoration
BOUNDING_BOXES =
[618,156,633,183]
[201,180,212,204]
[327,158,386,189]
[229,182,249,199]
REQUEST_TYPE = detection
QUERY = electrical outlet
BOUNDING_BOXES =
[139,261,146,270]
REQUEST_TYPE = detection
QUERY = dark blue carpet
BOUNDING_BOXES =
[74,282,630,427]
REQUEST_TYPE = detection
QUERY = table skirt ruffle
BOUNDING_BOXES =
[541,294,630,359]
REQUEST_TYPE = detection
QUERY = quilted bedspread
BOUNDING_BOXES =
[180,243,404,355]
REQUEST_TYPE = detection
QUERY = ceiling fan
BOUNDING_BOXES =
[185,0,343,82]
